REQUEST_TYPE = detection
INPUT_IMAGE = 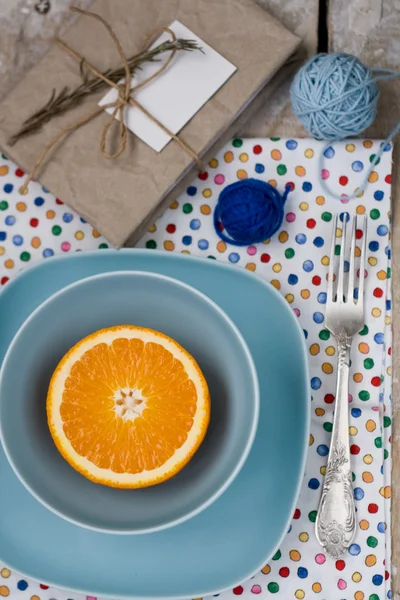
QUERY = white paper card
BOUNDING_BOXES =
[99,20,237,152]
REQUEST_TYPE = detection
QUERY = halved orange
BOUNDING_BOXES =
[47,326,210,488]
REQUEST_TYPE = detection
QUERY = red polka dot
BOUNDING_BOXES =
[312,275,321,286]
[307,219,316,229]
[339,176,348,186]
[371,376,381,387]
[198,171,208,181]
[279,567,290,578]
[286,182,295,191]
[15,168,24,177]
[356,229,363,239]
[293,508,301,519]
[336,560,345,571]
[39,585,49,590]
[1,277,9,285]
[389,347,392,356]
[166,224,176,234]
[350,444,360,455]
[324,393,334,404]
[30,218,39,228]
[373,287,383,298]
[368,503,378,514]
[233,586,244,595]
[385,174,392,184]
[217,221,224,232]
[385,570,390,580]
[261,253,270,263]
[253,144,262,155]
[55,198,63,205]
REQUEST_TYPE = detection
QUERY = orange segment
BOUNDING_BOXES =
[47,326,210,488]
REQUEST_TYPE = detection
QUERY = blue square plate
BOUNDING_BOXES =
[0,250,309,599]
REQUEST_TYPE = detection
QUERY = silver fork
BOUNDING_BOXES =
[315,212,367,558]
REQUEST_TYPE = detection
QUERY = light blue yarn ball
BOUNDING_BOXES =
[290,53,380,141]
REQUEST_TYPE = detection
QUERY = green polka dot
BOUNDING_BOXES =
[334,244,341,256]
[321,212,332,222]
[207,255,216,260]
[319,329,330,341]
[364,358,374,369]
[308,510,317,523]
[384,449,389,460]
[370,209,380,220]
[359,325,369,336]
[384,416,391,428]
[182,203,193,214]
[52,225,62,236]
[146,240,157,249]
[270,137,281,142]
[285,248,295,259]
[323,422,333,433]
[369,154,380,166]
[267,583,279,594]
[0,201,8,210]
[369,594,379,600]
[277,164,287,176]
[359,390,370,401]
[367,536,378,548]
[232,138,243,148]
[352,472,356,482]
[374,436,382,449]
[20,251,30,262]
[98,243,108,249]
[272,550,281,561]
[1,154,7,160]
[387,267,391,279]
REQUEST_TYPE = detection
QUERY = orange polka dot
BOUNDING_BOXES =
[312,583,322,593]
[354,591,364,600]
[290,550,301,561]
[200,204,211,214]
[0,166,9,176]
[315,407,325,416]
[170,200,178,209]
[271,149,282,161]
[301,289,310,299]
[355,246,361,257]
[31,596,40,600]
[261,564,271,574]
[358,342,369,354]
[46,210,55,219]
[0,586,9,597]
[316,195,325,205]
[279,231,288,243]
[246,262,256,272]
[217,241,227,253]
[0,247,4,256]
[31,236,41,249]
[366,419,376,432]
[353,373,363,383]
[270,280,280,290]
[224,151,234,163]
[16,202,27,212]
[362,471,374,483]
[310,343,320,355]
[365,554,376,567]
[383,486,391,498]
[164,240,175,251]
[4,259,14,269]
[181,250,190,255]
[92,229,101,238]
[356,205,366,215]
[359,519,369,530]
[295,166,306,177]
[309,434,314,446]
[363,140,373,148]
[268,179,277,188]
[237,169,248,179]
[322,362,333,374]
[368,171,378,183]
[377,270,387,280]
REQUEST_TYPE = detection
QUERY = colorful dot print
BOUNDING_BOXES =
[0,139,392,600]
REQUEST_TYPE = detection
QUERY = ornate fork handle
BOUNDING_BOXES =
[315,333,356,558]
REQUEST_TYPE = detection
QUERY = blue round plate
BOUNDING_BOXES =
[0,250,309,599]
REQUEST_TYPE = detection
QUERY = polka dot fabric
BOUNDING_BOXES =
[0,138,392,600]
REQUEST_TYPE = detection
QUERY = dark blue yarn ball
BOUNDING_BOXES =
[214,179,291,246]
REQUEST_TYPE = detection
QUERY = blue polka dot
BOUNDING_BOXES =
[349,543,361,556]
[229,252,240,264]
[313,312,324,324]
[317,292,327,304]
[297,567,308,579]
[303,260,314,272]
[302,181,312,192]
[5,215,15,226]
[352,160,364,172]
[339,212,350,222]
[354,487,364,500]
[0,232,6,241]
[317,444,329,456]
[80,217,87,224]
[311,377,321,390]
[308,478,320,489]
[3,183,13,193]
[324,146,335,158]
[187,186,197,196]
[369,241,379,251]
[287,525,292,534]
[386,246,391,258]
[34,196,45,206]
[286,140,298,150]
[12,234,23,246]
[374,190,384,201]
[255,163,265,173]
[313,236,324,247]
[303,330,308,339]
[343,260,350,273]
[43,248,54,258]
[374,332,384,344]
[351,408,362,418]
[198,239,209,250]
[17,581,28,591]
[63,212,73,223]
[381,464,384,475]
[295,233,307,244]
[288,274,298,285]
[377,522,386,533]
[381,142,391,152]
[377,225,388,236]
[182,235,192,246]
[190,219,201,230]
[373,575,383,586]
[387,299,392,310]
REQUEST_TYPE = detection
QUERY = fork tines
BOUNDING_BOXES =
[327,213,367,305]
